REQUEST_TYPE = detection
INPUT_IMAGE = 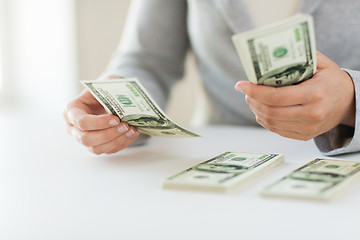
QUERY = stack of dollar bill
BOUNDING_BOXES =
[262,158,360,201]
[164,155,360,201]
[163,152,284,193]
[232,13,317,86]
[82,78,199,137]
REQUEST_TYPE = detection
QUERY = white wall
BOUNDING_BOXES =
[0,0,78,112]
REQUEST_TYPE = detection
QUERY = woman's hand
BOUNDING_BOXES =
[62,90,139,154]
[235,51,355,141]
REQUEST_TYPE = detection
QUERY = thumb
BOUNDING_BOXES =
[235,81,252,93]
[316,51,336,70]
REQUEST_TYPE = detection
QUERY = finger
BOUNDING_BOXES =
[77,89,104,106]
[67,122,130,147]
[235,81,311,106]
[88,127,139,155]
[64,107,120,131]
[234,52,332,106]
[246,96,302,121]
[62,90,120,131]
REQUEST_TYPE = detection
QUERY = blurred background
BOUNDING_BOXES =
[0,0,203,125]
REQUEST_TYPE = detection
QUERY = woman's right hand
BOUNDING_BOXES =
[62,90,139,155]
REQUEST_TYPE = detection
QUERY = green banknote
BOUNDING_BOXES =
[82,78,200,137]
[163,152,284,193]
[232,14,316,86]
[261,158,360,201]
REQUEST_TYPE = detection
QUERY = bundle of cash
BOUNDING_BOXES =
[232,14,317,86]
[163,152,284,193]
[82,78,200,137]
[261,158,360,201]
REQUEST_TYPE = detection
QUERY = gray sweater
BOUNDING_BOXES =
[102,0,360,155]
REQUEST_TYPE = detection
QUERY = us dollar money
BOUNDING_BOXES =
[261,158,360,201]
[163,152,284,193]
[232,14,317,86]
[82,78,200,137]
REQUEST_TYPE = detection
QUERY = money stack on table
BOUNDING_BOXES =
[163,152,284,193]
[163,154,360,201]
[261,158,360,201]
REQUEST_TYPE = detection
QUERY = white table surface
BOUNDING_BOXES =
[1,108,360,240]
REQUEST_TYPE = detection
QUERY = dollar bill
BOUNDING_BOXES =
[163,152,284,193]
[82,78,200,137]
[261,158,360,201]
[232,14,317,86]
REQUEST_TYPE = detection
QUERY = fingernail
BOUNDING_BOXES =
[126,128,137,138]
[117,124,129,133]
[235,81,247,93]
[109,119,119,126]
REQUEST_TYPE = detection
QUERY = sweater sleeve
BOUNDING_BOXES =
[100,0,189,110]
[314,69,360,155]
